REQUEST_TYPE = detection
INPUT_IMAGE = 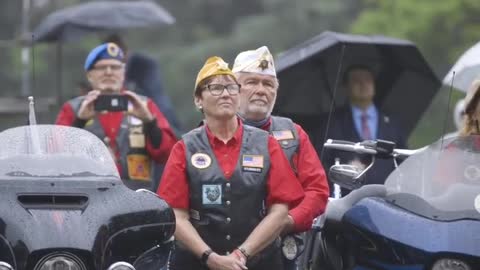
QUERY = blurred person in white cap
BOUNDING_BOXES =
[233,46,330,269]
[443,98,466,139]
[460,80,480,136]
[433,81,480,193]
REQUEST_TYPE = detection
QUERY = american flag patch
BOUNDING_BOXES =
[242,155,264,168]
[272,130,294,141]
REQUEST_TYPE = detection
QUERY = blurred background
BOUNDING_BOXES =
[0,0,478,147]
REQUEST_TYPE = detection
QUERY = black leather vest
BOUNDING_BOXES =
[183,124,270,253]
[270,116,299,173]
[68,96,151,189]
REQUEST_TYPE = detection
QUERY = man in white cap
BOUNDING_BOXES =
[233,46,330,269]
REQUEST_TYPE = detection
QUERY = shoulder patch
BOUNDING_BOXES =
[272,130,294,141]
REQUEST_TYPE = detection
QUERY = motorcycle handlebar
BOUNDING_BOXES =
[325,139,378,155]
[324,139,420,159]
[328,140,356,145]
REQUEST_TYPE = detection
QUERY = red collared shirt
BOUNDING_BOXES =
[158,119,304,210]
[261,118,330,232]
[55,97,177,171]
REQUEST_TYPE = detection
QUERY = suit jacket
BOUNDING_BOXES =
[321,105,407,194]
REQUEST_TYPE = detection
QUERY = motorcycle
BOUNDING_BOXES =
[0,119,175,269]
[303,137,480,270]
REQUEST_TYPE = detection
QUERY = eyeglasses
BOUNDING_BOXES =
[204,84,241,96]
[91,64,124,72]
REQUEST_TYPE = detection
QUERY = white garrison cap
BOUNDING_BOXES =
[232,46,276,77]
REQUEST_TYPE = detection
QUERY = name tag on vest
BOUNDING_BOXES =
[242,155,264,173]
[202,184,222,205]
[129,134,146,148]
[272,130,294,141]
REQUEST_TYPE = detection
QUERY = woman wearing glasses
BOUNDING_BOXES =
[157,56,304,270]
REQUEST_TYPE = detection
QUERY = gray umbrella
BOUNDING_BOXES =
[274,31,441,138]
[33,0,175,42]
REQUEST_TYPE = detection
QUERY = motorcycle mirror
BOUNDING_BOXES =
[328,164,365,190]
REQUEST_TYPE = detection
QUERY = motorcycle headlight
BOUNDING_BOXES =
[35,253,86,270]
[0,262,14,270]
[432,258,471,270]
[107,262,136,270]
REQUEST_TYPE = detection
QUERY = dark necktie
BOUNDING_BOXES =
[361,112,371,140]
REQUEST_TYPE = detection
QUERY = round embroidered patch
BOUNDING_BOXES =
[281,235,298,260]
[191,153,212,169]
[107,42,120,57]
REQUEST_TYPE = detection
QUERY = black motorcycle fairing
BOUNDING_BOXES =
[0,178,175,270]
[0,232,15,269]
[309,185,386,270]
[312,136,480,270]
[133,241,174,270]
[319,184,386,227]
[314,195,480,269]
[101,217,174,268]
[342,197,480,263]
[308,230,344,270]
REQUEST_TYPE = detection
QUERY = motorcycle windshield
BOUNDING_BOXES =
[0,125,120,180]
[385,135,480,220]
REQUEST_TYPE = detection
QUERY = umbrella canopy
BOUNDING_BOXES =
[443,41,480,92]
[274,31,440,138]
[33,0,175,42]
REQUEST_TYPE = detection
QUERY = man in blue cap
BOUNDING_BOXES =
[56,43,177,190]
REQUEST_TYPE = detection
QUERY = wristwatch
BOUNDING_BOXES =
[201,249,213,265]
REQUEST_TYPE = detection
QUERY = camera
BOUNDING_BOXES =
[94,94,129,112]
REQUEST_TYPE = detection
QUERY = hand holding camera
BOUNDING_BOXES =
[77,90,101,120]
[77,90,153,123]
[123,90,154,122]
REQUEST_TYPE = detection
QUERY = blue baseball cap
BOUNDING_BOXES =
[84,43,125,71]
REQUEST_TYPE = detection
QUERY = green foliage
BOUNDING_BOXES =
[351,0,480,147]
[352,0,480,69]
[1,0,478,149]
[147,0,360,128]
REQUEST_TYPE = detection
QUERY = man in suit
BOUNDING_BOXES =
[322,64,407,195]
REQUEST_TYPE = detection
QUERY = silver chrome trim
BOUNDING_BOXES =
[107,262,136,270]
[0,262,14,270]
[33,252,86,270]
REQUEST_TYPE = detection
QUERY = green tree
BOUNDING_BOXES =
[351,0,480,147]
[152,0,362,128]
[0,0,363,130]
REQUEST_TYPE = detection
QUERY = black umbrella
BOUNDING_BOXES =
[273,31,440,138]
[33,0,175,42]
[31,1,175,104]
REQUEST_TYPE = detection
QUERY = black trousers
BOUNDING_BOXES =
[170,243,284,270]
